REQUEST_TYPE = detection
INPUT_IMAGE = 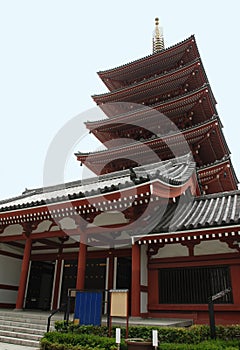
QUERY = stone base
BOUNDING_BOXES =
[125,339,153,350]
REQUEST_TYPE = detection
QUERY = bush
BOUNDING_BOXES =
[54,322,240,343]
[41,323,240,350]
[159,341,239,350]
[54,322,109,336]
[40,331,118,350]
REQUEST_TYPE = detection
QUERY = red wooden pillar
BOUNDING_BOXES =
[230,264,240,305]
[52,247,63,310]
[131,243,141,316]
[15,237,32,309]
[76,240,87,290]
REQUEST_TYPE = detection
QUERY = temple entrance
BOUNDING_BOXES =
[60,258,107,310]
[85,258,106,290]
[116,257,132,313]
[25,261,55,310]
[60,259,78,307]
[116,257,131,289]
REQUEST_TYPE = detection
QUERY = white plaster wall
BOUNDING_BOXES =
[2,224,23,236]
[33,220,52,233]
[0,290,18,303]
[151,243,188,259]
[140,291,148,313]
[0,254,22,304]
[140,245,148,286]
[0,255,21,285]
[194,240,238,255]
[1,243,23,255]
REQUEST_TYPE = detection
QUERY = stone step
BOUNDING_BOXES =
[0,314,63,329]
[0,312,63,323]
[0,309,66,347]
[0,324,46,335]
[0,334,40,348]
[0,319,52,331]
[0,329,42,341]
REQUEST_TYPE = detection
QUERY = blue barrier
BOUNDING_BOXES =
[74,291,102,326]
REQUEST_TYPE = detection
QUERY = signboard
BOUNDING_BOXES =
[110,290,128,317]
[109,289,129,338]
[211,287,231,302]
[208,287,231,339]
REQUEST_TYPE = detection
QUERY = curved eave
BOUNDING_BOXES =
[0,156,195,215]
[93,59,207,105]
[0,176,195,229]
[198,157,238,184]
[155,84,217,116]
[135,222,240,246]
[147,189,240,235]
[197,157,238,193]
[98,35,199,87]
[86,85,217,132]
[77,117,228,161]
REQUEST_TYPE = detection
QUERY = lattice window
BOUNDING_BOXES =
[158,265,233,304]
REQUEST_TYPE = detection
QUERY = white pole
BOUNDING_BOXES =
[152,329,158,349]
[116,328,121,350]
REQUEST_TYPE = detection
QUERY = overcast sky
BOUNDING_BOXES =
[0,0,239,199]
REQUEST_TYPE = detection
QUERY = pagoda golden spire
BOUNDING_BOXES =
[152,17,165,53]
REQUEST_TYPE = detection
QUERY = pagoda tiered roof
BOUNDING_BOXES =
[98,35,200,91]
[198,157,238,194]
[86,85,217,143]
[80,32,238,194]
[93,58,209,106]
[76,117,230,172]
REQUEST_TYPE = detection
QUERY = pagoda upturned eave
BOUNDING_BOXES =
[76,117,229,169]
[86,85,218,139]
[197,157,238,193]
[98,35,200,91]
[93,58,209,106]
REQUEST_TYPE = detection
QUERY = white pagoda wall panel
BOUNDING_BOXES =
[151,243,188,259]
[0,254,21,305]
[194,240,238,256]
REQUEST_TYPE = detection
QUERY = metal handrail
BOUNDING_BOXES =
[47,304,66,332]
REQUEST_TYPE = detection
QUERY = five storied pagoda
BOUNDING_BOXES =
[0,18,239,325]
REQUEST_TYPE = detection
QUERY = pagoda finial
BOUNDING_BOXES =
[152,17,165,53]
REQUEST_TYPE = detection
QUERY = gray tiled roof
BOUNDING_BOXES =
[152,189,240,233]
[0,154,194,213]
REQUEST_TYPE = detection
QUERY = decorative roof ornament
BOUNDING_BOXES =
[152,17,165,53]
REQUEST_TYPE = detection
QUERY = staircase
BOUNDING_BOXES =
[0,309,64,348]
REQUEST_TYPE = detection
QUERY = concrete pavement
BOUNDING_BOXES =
[0,343,39,350]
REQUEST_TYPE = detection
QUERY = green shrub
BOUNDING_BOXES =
[159,340,239,349]
[44,322,240,350]
[40,331,118,350]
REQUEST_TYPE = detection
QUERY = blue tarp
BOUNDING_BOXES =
[74,291,102,326]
